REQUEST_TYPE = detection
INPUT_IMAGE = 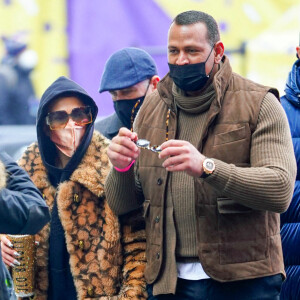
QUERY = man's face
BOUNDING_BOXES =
[168,22,215,74]
[109,80,149,102]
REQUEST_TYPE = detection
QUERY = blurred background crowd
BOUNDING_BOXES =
[0,0,299,158]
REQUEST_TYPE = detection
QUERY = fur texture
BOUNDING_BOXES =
[18,131,147,300]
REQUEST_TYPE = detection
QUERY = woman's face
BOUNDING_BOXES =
[46,96,89,158]
[44,96,86,135]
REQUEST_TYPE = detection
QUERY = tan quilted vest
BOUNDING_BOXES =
[135,56,283,283]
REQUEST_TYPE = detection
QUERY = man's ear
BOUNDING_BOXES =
[150,75,160,91]
[214,41,224,64]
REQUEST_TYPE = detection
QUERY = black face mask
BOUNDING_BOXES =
[113,96,144,129]
[168,46,215,91]
[113,83,150,129]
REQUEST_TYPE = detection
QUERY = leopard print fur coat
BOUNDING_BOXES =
[18,131,147,300]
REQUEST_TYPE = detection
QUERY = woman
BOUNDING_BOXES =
[1,76,146,299]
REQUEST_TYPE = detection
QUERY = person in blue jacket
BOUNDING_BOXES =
[280,42,300,300]
[0,152,50,300]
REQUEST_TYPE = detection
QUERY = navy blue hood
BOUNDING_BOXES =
[284,59,300,107]
[37,76,98,186]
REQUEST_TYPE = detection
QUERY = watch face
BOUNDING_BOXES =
[205,160,214,171]
[203,158,215,174]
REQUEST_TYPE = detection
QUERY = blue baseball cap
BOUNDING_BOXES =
[99,47,158,93]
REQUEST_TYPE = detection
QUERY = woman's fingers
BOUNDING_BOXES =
[1,236,20,267]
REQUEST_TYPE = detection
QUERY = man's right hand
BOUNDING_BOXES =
[107,127,141,169]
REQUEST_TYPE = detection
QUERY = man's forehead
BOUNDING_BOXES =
[168,22,208,44]
[120,85,137,92]
[109,81,146,94]
[110,86,136,93]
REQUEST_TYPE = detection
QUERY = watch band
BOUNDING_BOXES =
[200,171,210,179]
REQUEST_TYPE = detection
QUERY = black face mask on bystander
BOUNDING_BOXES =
[113,82,150,129]
[113,96,145,129]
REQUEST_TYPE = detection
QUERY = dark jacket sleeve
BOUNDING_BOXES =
[0,152,50,235]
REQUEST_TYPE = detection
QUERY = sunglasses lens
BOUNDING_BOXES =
[136,139,150,149]
[46,106,92,130]
[47,111,69,130]
[150,145,162,153]
[71,106,92,126]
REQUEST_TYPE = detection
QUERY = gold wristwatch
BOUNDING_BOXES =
[201,158,215,178]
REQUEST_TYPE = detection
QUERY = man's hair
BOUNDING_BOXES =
[141,78,151,89]
[173,10,220,47]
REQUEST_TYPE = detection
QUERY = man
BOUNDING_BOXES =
[95,47,159,139]
[0,36,38,124]
[279,42,300,300]
[0,152,50,300]
[105,10,296,300]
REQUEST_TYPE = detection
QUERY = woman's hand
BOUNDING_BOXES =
[0,235,20,267]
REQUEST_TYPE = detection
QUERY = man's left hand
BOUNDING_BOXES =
[159,140,206,177]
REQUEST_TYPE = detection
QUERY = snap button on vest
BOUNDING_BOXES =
[156,252,160,259]
[157,178,163,185]
[155,215,160,223]
[87,286,94,297]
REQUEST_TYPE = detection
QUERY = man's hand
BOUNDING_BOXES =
[107,127,141,169]
[159,140,206,177]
